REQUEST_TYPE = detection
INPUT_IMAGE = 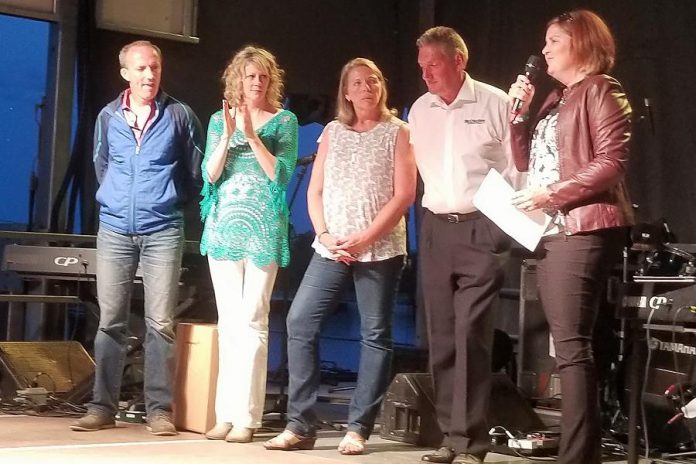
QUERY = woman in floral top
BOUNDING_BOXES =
[200,45,298,443]
[264,58,416,455]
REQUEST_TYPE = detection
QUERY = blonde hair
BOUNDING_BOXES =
[416,26,469,67]
[336,58,395,126]
[222,45,285,109]
[119,40,162,68]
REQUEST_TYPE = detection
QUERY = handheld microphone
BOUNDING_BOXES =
[512,55,544,115]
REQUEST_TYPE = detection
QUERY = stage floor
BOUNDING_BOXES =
[0,414,529,464]
[0,414,650,464]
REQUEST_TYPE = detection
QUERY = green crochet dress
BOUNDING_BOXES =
[200,109,298,268]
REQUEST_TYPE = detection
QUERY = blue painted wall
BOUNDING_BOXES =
[0,15,49,227]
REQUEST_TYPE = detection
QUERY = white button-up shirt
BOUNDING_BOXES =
[409,74,517,214]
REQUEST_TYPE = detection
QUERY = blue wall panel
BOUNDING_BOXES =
[0,15,49,227]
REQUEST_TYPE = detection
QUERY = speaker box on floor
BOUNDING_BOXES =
[0,341,94,400]
[380,372,544,447]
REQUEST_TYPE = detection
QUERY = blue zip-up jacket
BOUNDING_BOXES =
[93,90,204,235]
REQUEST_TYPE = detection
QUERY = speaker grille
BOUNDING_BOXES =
[0,341,94,396]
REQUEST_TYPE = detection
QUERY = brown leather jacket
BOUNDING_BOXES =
[510,74,634,235]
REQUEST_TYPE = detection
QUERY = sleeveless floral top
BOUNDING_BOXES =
[200,109,298,267]
[313,118,407,262]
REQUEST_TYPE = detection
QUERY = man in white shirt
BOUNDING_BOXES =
[409,26,514,464]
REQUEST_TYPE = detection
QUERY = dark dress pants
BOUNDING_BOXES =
[420,210,509,457]
[535,228,625,464]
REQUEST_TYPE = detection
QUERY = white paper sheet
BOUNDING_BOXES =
[472,169,552,251]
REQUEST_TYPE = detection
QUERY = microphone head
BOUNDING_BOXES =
[524,55,545,82]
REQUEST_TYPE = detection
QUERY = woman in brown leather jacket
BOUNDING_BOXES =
[508,10,633,464]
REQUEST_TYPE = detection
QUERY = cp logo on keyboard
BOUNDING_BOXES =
[54,257,79,266]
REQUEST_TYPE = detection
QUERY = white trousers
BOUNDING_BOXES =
[208,257,278,428]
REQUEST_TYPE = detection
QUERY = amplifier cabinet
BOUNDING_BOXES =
[626,325,696,451]
[517,260,557,398]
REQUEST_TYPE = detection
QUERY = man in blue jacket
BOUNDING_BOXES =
[70,40,204,435]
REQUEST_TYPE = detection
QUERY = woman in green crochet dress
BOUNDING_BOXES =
[200,45,298,443]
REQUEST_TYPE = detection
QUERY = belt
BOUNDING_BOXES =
[429,210,484,223]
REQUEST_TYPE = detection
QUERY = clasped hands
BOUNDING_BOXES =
[319,232,370,265]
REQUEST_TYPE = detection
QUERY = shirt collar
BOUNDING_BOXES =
[121,89,158,130]
[121,89,157,112]
[428,72,476,110]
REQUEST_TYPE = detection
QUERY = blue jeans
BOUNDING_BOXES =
[90,226,184,416]
[285,254,404,439]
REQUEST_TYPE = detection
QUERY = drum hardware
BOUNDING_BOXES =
[660,381,696,461]
[635,244,696,278]
[629,220,695,278]
[631,222,668,252]
[665,383,696,425]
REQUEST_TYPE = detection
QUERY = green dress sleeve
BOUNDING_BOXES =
[199,110,224,221]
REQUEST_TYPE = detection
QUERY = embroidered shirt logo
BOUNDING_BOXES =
[463,119,486,124]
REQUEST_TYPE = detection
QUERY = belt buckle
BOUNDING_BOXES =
[446,213,460,223]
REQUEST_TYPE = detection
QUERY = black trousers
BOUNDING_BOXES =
[419,210,509,457]
[535,228,625,464]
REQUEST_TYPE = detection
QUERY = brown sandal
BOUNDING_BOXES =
[263,429,316,451]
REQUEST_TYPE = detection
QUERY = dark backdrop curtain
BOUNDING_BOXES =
[77,0,696,242]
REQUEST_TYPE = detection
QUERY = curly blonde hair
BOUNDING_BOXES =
[221,45,285,109]
[336,58,395,126]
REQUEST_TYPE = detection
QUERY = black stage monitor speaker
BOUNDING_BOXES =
[381,372,544,447]
[380,372,441,446]
[0,341,94,400]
